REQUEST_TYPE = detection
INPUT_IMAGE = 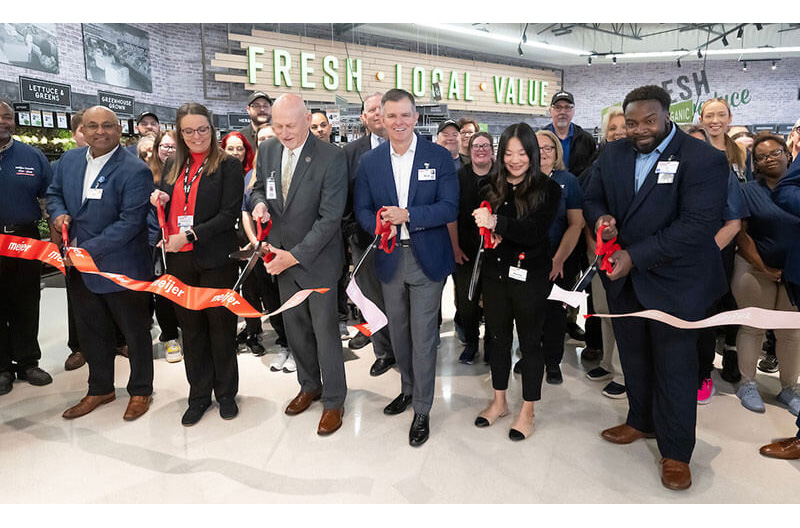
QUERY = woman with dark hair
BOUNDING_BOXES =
[221,130,254,174]
[472,123,561,441]
[149,130,177,185]
[150,102,244,426]
[732,133,800,416]
[450,131,494,364]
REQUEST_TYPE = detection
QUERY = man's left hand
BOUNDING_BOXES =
[380,206,409,225]
[265,244,298,275]
[606,249,633,280]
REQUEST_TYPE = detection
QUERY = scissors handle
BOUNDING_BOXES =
[375,207,396,254]
[478,200,496,249]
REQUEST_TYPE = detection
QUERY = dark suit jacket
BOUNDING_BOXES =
[354,134,459,283]
[158,155,244,270]
[583,127,729,319]
[342,133,375,246]
[250,133,348,288]
[46,146,154,294]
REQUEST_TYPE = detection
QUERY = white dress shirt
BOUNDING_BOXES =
[370,133,385,150]
[82,145,118,203]
[389,134,417,240]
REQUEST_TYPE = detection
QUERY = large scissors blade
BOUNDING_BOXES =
[351,234,380,280]
[571,255,599,293]
[467,245,484,301]
[232,242,262,292]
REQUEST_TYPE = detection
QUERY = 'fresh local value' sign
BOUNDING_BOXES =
[212,31,562,116]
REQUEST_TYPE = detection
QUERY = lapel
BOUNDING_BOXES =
[265,140,284,214]
[67,148,89,214]
[284,133,316,211]
[407,136,424,206]
[624,128,684,224]
[79,146,123,211]
[379,141,399,206]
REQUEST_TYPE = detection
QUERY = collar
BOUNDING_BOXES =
[86,145,119,164]
[546,122,573,139]
[390,134,417,158]
[0,138,13,154]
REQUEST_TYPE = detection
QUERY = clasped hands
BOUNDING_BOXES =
[595,215,631,280]
[471,207,502,247]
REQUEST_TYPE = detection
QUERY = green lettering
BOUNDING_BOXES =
[412,66,425,97]
[464,72,474,101]
[346,58,362,92]
[540,81,549,106]
[493,76,505,103]
[517,78,525,105]
[431,68,443,89]
[247,46,265,84]
[528,80,539,106]
[448,71,460,100]
[505,77,517,105]
[300,52,316,89]
[323,55,339,91]
[395,64,402,89]
[273,49,292,87]
[741,89,750,105]
[730,91,740,107]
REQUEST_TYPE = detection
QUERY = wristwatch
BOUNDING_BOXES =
[184,229,196,243]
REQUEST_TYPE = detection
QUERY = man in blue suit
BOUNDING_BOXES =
[354,89,459,446]
[47,106,155,422]
[584,86,728,490]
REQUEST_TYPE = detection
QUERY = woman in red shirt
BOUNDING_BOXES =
[150,102,244,426]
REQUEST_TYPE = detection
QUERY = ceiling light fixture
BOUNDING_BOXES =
[517,43,523,56]
[587,56,592,65]
[697,49,702,59]
[417,23,590,56]
[736,27,743,40]
[755,24,763,31]
[676,58,681,68]
[772,60,777,70]
[612,56,617,65]
[721,34,729,46]
[742,61,747,71]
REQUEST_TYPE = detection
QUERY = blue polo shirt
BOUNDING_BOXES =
[547,169,582,250]
[0,140,52,225]
[545,122,573,169]
[723,171,745,223]
[740,179,800,269]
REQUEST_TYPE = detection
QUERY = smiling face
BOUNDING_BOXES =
[753,138,788,179]
[137,115,160,137]
[82,106,122,157]
[503,137,530,179]
[158,133,176,162]
[0,101,14,146]
[247,97,272,127]
[179,113,212,154]
[362,95,385,137]
[271,95,311,151]
[470,135,493,167]
[624,100,670,154]
[699,101,732,139]
[605,115,627,142]
[382,98,418,146]
[460,123,476,151]
[437,125,460,157]
[536,132,557,174]
[224,135,246,162]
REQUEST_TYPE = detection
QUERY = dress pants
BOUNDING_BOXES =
[0,224,42,373]
[242,259,288,346]
[483,268,550,402]
[591,272,623,383]
[277,273,346,409]
[168,251,239,406]
[381,246,445,415]
[609,278,699,464]
[349,234,394,360]
[451,259,482,346]
[542,254,580,368]
[152,248,179,342]
[67,269,153,396]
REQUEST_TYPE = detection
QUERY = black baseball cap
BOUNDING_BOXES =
[550,91,575,106]
[248,92,273,106]
[437,119,460,134]
[136,111,159,124]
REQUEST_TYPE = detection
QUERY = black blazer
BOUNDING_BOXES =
[342,133,375,247]
[160,154,244,270]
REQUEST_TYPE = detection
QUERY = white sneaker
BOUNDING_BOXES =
[282,352,296,373]
[270,347,289,372]
[165,339,183,363]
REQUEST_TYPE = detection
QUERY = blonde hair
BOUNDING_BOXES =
[699,98,746,172]
[536,129,565,171]
[601,107,625,143]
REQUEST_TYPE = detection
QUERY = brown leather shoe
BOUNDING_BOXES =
[285,390,322,416]
[601,423,656,444]
[62,392,116,419]
[64,351,86,371]
[759,437,800,459]
[317,408,344,435]
[123,395,152,421]
[660,458,692,490]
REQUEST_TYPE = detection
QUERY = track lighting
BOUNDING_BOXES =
[755,24,763,31]
[587,56,592,65]
[517,43,523,56]
[722,35,729,47]
[736,27,743,40]
[676,58,681,68]
[742,61,747,71]
[612,56,617,65]
[771,60,777,70]
[697,49,702,59]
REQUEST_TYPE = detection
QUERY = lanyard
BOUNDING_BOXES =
[182,158,206,214]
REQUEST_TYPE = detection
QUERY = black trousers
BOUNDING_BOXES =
[151,248,179,342]
[452,260,482,346]
[0,224,42,373]
[542,254,580,368]
[483,268,550,402]
[68,287,127,352]
[68,269,153,396]
[609,278,700,464]
[697,244,737,384]
[168,251,239,406]
[241,260,287,346]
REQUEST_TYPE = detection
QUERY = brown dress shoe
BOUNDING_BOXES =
[601,423,656,444]
[660,458,692,490]
[64,351,86,371]
[759,437,800,459]
[123,395,152,421]
[317,408,344,435]
[62,392,116,419]
[285,390,322,416]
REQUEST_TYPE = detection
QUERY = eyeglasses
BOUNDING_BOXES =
[159,144,176,151]
[83,122,117,132]
[461,130,475,136]
[754,148,785,163]
[551,104,574,112]
[472,144,492,151]
[539,145,555,153]
[181,126,210,137]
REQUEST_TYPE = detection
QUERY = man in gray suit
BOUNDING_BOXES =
[251,94,348,436]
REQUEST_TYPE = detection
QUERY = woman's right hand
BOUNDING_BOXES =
[760,266,783,282]
[150,190,170,207]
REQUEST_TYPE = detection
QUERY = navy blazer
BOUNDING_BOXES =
[354,134,459,283]
[46,146,154,294]
[583,127,729,319]
[772,156,800,295]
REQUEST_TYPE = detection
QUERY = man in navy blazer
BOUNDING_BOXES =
[47,106,155,422]
[584,86,728,490]
[354,89,458,447]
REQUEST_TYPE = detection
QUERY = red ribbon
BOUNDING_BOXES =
[257,220,276,264]
[478,200,496,249]
[156,203,168,245]
[596,225,621,273]
[375,207,396,254]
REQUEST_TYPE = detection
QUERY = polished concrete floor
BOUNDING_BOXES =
[1,276,798,504]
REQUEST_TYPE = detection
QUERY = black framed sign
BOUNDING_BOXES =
[97,91,134,115]
[19,76,72,107]
[227,113,250,129]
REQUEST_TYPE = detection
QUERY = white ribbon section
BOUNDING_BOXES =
[346,279,388,334]
[547,284,589,331]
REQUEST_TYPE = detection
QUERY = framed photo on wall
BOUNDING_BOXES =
[81,23,152,93]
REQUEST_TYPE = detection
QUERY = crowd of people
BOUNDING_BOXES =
[1,82,799,492]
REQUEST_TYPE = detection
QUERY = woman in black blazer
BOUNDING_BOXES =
[150,102,244,426]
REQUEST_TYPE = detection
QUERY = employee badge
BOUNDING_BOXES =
[266,173,277,200]
[418,163,436,181]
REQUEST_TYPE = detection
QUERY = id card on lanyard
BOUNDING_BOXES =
[180,158,206,227]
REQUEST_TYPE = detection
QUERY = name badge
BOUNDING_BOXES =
[177,215,194,229]
[418,168,436,181]
[86,188,103,200]
[266,178,277,200]
[508,266,528,282]
[655,160,679,174]
[657,173,675,184]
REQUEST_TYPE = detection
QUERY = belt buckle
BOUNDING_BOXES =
[3,225,14,234]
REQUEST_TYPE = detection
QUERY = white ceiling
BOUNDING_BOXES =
[353,23,800,68]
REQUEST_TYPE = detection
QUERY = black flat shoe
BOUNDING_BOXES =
[348,333,370,350]
[219,399,239,420]
[409,413,430,447]
[545,365,563,385]
[384,393,412,415]
[370,357,396,377]
[181,402,211,426]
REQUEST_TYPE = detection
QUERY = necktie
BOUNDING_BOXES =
[282,149,294,202]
